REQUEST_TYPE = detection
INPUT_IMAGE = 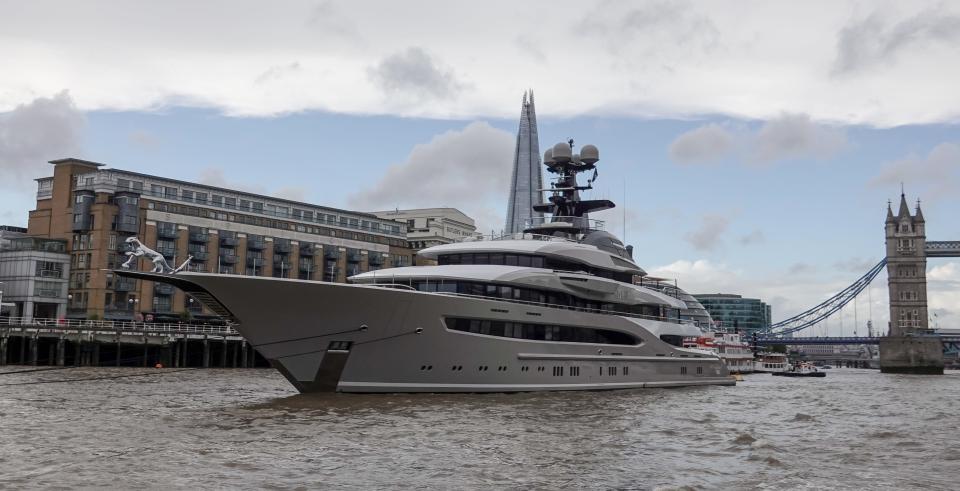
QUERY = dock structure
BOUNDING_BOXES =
[0,317,264,368]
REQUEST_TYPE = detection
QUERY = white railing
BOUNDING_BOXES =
[0,316,238,336]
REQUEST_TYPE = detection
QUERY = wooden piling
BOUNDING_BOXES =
[240,340,248,368]
[202,336,210,368]
[57,337,65,366]
[1,334,7,366]
[220,338,227,368]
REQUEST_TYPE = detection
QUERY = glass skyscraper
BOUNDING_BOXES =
[693,293,772,334]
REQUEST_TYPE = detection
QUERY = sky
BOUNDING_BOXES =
[1,0,958,332]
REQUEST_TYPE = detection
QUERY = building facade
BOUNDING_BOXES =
[0,233,70,320]
[885,193,928,336]
[373,208,478,250]
[28,158,414,321]
[693,293,772,334]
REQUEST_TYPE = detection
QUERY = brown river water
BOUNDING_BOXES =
[0,366,958,490]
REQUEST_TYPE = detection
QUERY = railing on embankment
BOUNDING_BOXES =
[0,317,265,369]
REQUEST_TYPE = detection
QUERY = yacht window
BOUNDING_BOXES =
[507,255,521,266]
[437,282,457,293]
[447,317,637,345]
[489,253,504,265]
[474,253,489,264]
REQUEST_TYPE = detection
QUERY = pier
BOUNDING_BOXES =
[0,317,266,368]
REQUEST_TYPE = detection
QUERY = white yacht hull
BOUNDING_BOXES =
[118,271,734,393]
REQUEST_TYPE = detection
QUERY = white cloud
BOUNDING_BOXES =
[684,214,729,251]
[869,142,960,199]
[668,114,846,165]
[367,47,464,102]
[833,7,960,75]
[648,259,740,294]
[348,121,514,232]
[0,91,84,186]
[668,123,733,164]
[1,2,959,124]
[0,92,84,227]
[928,261,960,329]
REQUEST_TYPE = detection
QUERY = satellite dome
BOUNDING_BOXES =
[580,144,599,164]
[572,153,581,164]
[552,142,572,162]
[543,148,554,164]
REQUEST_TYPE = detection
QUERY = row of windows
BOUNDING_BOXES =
[413,280,677,320]
[446,317,638,345]
[146,201,407,247]
[437,253,634,283]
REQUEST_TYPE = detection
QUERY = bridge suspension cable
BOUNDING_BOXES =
[762,258,887,337]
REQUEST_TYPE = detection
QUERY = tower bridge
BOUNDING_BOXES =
[756,193,959,373]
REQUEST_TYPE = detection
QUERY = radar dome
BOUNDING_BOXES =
[552,142,572,162]
[580,144,599,164]
[543,148,554,164]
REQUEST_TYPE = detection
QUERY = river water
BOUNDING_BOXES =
[0,366,957,490]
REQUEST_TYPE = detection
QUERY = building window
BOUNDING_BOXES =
[224,197,237,209]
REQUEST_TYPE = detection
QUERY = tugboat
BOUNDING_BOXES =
[772,361,826,378]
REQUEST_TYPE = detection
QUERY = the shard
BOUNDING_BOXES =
[504,90,544,234]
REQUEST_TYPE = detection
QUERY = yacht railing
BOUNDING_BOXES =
[524,216,605,231]
[459,232,580,244]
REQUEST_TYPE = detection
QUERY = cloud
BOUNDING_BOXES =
[578,0,720,56]
[348,121,514,232]
[749,113,847,163]
[869,142,960,199]
[2,3,960,124]
[255,62,302,85]
[669,114,846,165]
[648,259,740,294]
[833,8,960,75]
[368,47,463,101]
[738,229,765,245]
[0,91,84,187]
[928,261,960,328]
[684,214,729,251]
[668,123,733,164]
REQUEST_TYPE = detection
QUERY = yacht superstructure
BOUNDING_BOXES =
[117,140,732,392]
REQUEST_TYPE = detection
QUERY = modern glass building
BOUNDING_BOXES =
[693,293,772,334]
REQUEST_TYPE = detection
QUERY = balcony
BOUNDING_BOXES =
[114,280,136,292]
[347,252,363,263]
[324,248,340,259]
[157,246,177,259]
[299,262,315,273]
[189,232,209,243]
[246,256,263,268]
[218,253,237,264]
[273,241,292,254]
[154,283,175,295]
[116,216,139,234]
[157,227,178,239]
[219,236,238,247]
[299,244,315,256]
[247,238,265,250]
[189,250,209,261]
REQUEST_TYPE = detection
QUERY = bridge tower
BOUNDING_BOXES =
[885,193,928,335]
[880,193,943,374]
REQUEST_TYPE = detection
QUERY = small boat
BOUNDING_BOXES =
[772,362,826,378]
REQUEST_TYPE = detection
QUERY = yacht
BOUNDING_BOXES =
[684,331,756,374]
[117,141,733,393]
[754,352,789,373]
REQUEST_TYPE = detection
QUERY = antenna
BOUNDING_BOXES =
[623,179,627,243]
